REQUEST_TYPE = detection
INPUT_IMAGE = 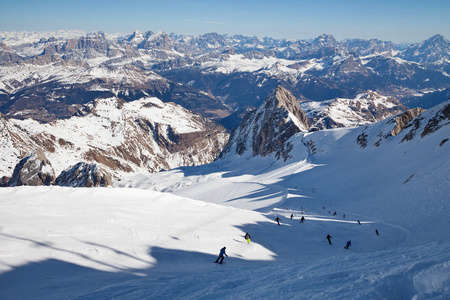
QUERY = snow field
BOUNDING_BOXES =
[0,182,416,300]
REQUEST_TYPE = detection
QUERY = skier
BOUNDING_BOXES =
[290,214,293,220]
[344,240,351,249]
[333,211,337,216]
[357,220,361,225]
[215,247,228,264]
[326,234,332,245]
[343,214,346,218]
[245,232,251,244]
[275,217,281,225]
[376,229,379,236]
[300,216,305,223]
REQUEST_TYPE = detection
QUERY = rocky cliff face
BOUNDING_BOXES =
[389,107,426,136]
[1,97,229,181]
[55,162,112,187]
[352,99,450,149]
[8,149,56,186]
[220,86,308,160]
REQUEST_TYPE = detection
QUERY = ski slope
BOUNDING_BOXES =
[1,102,449,299]
[1,186,448,300]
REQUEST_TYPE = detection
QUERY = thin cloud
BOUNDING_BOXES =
[203,21,222,25]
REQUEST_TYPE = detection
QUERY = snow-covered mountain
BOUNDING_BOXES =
[301,90,408,130]
[0,96,228,182]
[401,34,450,64]
[1,30,450,129]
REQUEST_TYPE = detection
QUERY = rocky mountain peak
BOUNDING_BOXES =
[401,34,450,64]
[425,34,448,45]
[219,86,308,160]
[266,86,309,130]
[127,30,145,44]
[313,34,337,47]
[8,148,56,186]
[138,31,173,50]
[55,162,112,187]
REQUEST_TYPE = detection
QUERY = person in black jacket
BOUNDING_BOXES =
[245,232,251,244]
[326,234,332,245]
[344,240,351,249]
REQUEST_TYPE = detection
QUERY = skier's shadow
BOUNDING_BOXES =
[233,238,244,243]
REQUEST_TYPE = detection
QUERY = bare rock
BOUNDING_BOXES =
[8,149,56,186]
[220,86,309,160]
[421,102,450,137]
[56,162,112,187]
[390,107,426,136]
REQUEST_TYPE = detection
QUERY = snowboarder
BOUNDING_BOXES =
[357,220,361,225]
[376,229,379,236]
[245,232,251,244]
[290,214,293,220]
[300,216,305,223]
[326,234,332,245]
[275,217,281,225]
[215,247,228,264]
[344,240,352,249]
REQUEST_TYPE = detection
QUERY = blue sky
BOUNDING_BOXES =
[1,0,449,43]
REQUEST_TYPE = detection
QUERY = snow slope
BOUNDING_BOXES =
[1,186,449,300]
[0,101,449,299]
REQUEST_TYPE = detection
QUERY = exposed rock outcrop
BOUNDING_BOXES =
[220,86,308,160]
[8,149,56,186]
[390,107,426,136]
[421,102,450,137]
[55,162,112,187]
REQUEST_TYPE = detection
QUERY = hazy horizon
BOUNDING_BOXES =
[1,0,449,44]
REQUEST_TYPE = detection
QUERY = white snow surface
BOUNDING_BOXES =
[1,102,449,299]
[198,54,323,78]
[301,91,402,128]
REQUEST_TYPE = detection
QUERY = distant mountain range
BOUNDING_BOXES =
[0,30,449,183]
[0,30,449,126]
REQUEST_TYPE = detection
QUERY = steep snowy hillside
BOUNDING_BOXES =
[0,97,228,180]
[130,99,449,244]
